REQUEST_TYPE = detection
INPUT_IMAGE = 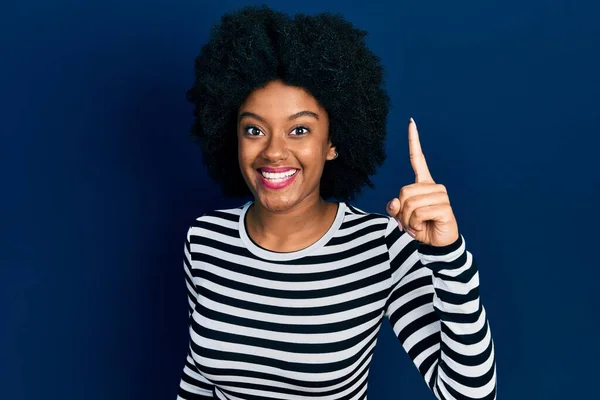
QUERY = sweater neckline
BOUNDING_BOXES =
[238,201,346,261]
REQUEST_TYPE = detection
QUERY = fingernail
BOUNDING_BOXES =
[396,219,404,231]
[405,228,415,237]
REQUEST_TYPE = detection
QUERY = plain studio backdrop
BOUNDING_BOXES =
[1,0,598,399]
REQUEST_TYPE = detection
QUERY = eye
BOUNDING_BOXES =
[244,126,263,136]
[291,126,310,136]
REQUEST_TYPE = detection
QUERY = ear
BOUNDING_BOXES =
[326,141,337,161]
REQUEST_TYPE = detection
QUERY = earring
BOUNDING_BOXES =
[332,151,338,160]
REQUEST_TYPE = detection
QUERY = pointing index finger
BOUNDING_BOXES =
[408,118,434,183]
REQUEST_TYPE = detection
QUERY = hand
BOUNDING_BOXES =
[386,118,460,247]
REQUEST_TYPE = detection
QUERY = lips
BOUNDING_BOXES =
[257,167,299,189]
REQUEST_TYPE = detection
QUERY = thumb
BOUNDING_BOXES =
[386,198,400,215]
[387,198,404,231]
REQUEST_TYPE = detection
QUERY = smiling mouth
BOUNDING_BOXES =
[256,168,299,189]
[258,169,298,181]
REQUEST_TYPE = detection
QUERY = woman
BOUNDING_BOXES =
[178,5,496,400]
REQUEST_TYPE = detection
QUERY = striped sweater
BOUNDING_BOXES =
[177,202,496,399]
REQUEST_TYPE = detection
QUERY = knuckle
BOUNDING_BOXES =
[437,191,449,202]
[413,208,423,218]
[399,188,409,203]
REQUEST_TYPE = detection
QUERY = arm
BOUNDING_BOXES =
[177,226,214,399]
[384,219,496,399]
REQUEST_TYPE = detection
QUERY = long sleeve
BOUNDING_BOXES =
[384,219,496,399]
[177,226,215,399]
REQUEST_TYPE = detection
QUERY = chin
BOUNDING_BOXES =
[255,192,299,213]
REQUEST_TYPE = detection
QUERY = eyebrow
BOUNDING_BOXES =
[238,110,319,123]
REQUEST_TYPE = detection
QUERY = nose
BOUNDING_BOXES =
[261,133,288,162]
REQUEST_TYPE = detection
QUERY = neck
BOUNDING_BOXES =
[246,192,338,252]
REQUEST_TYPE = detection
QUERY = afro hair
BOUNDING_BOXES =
[186,5,390,201]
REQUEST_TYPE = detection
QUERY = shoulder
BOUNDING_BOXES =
[186,202,249,241]
[342,203,398,238]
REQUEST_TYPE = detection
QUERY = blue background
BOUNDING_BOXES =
[1,0,598,398]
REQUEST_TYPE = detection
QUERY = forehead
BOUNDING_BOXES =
[240,80,324,117]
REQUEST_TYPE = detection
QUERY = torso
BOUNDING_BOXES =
[186,202,395,399]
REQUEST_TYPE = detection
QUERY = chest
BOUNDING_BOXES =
[188,255,392,386]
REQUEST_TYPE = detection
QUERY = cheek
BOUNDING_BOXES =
[237,140,255,167]
[300,140,330,163]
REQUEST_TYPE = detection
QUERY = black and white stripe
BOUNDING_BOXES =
[177,202,496,399]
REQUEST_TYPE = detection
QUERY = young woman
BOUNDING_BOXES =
[178,6,496,400]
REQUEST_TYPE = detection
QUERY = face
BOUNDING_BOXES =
[237,80,336,212]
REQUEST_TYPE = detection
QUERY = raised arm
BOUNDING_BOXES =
[383,119,496,398]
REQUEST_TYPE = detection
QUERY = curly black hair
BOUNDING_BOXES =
[186,5,390,201]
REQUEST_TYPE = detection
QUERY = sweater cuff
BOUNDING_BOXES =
[417,233,466,270]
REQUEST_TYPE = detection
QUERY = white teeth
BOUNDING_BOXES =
[260,169,298,180]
